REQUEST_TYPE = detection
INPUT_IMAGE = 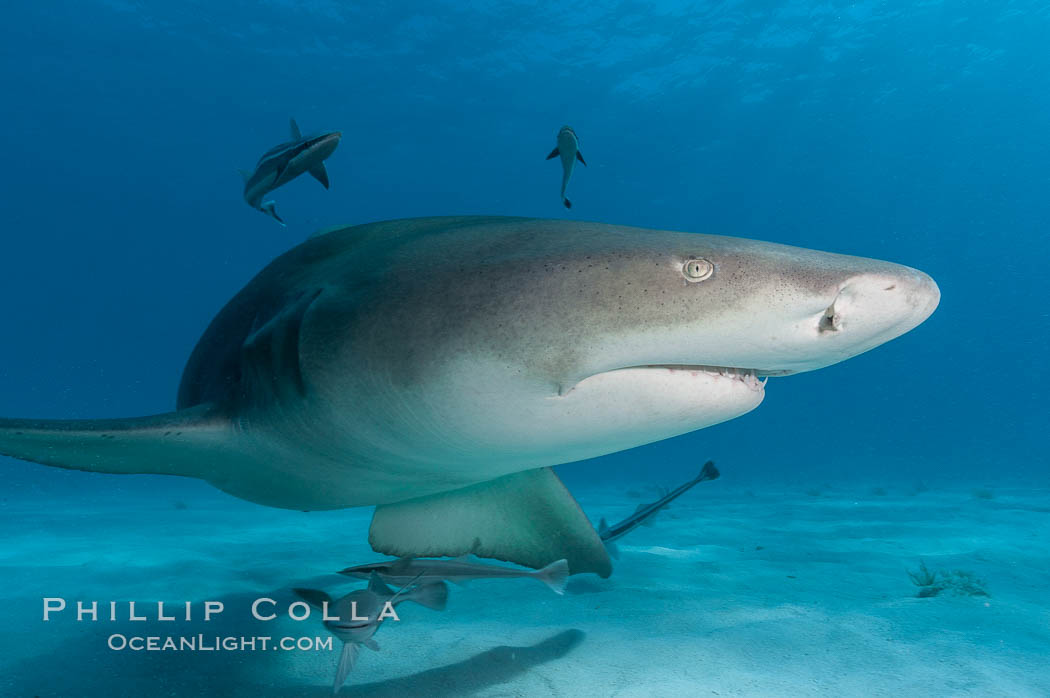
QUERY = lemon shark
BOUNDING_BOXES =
[0,216,940,578]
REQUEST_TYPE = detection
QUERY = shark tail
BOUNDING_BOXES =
[405,581,449,611]
[261,200,286,226]
[333,641,359,694]
[698,460,719,483]
[535,558,570,595]
[597,517,611,539]
[563,197,572,209]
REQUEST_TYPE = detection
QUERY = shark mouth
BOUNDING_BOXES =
[632,364,775,391]
[328,621,372,630]
[560,363,779,398]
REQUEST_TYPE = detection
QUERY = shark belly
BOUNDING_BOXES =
[228,354,764,512]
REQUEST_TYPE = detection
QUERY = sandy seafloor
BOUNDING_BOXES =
[1,471,1047,697]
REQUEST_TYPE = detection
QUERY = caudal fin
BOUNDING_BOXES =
[698,460,719,483]
[260,200,286,226]
[563,197,572,209]
[535,558,569,595]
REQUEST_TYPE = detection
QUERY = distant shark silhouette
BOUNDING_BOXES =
[0,216,939,578]
[240,118,341,225]
[546,126,586,208]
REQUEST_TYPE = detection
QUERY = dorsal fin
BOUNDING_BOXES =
[367,571,394,596]
[290,118,302,140]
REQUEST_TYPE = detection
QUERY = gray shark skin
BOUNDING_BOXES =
[339,557,570,594]
[599,460,719,559]
[295,573,448,693]
[0,216,940,578]
[241,118,341,225]
[546,126,586,208]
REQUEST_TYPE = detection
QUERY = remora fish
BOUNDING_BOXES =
[546,126,586,208]
[599,460,720,559]
[339,556,570,595]
[294,573,448,693]
[0,216,940,579]
[240,118,341,225]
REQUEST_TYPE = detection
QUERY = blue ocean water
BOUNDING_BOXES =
[0,2,1047,696]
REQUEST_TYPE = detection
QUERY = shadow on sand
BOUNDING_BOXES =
[342,629,585,697]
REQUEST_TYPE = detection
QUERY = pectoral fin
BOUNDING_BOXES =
[293,588,333,610]
[369,468,612,577]
[576,150,587,166]
[309,163,330,189]
[0,405,230,480]
[546,147,560,160]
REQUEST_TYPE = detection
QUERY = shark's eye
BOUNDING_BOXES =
[682,258,714,282]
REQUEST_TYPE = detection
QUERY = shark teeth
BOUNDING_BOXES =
[644,365,767,392]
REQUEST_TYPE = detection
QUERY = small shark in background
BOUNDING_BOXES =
[295,573,448,693]
[339,556,570,594]
[546,125,586,208]
[598,460,720,559]
[240,118,341,226]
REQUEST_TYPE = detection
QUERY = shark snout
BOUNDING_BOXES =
[820,266,940,345]
[312,131,342,157]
